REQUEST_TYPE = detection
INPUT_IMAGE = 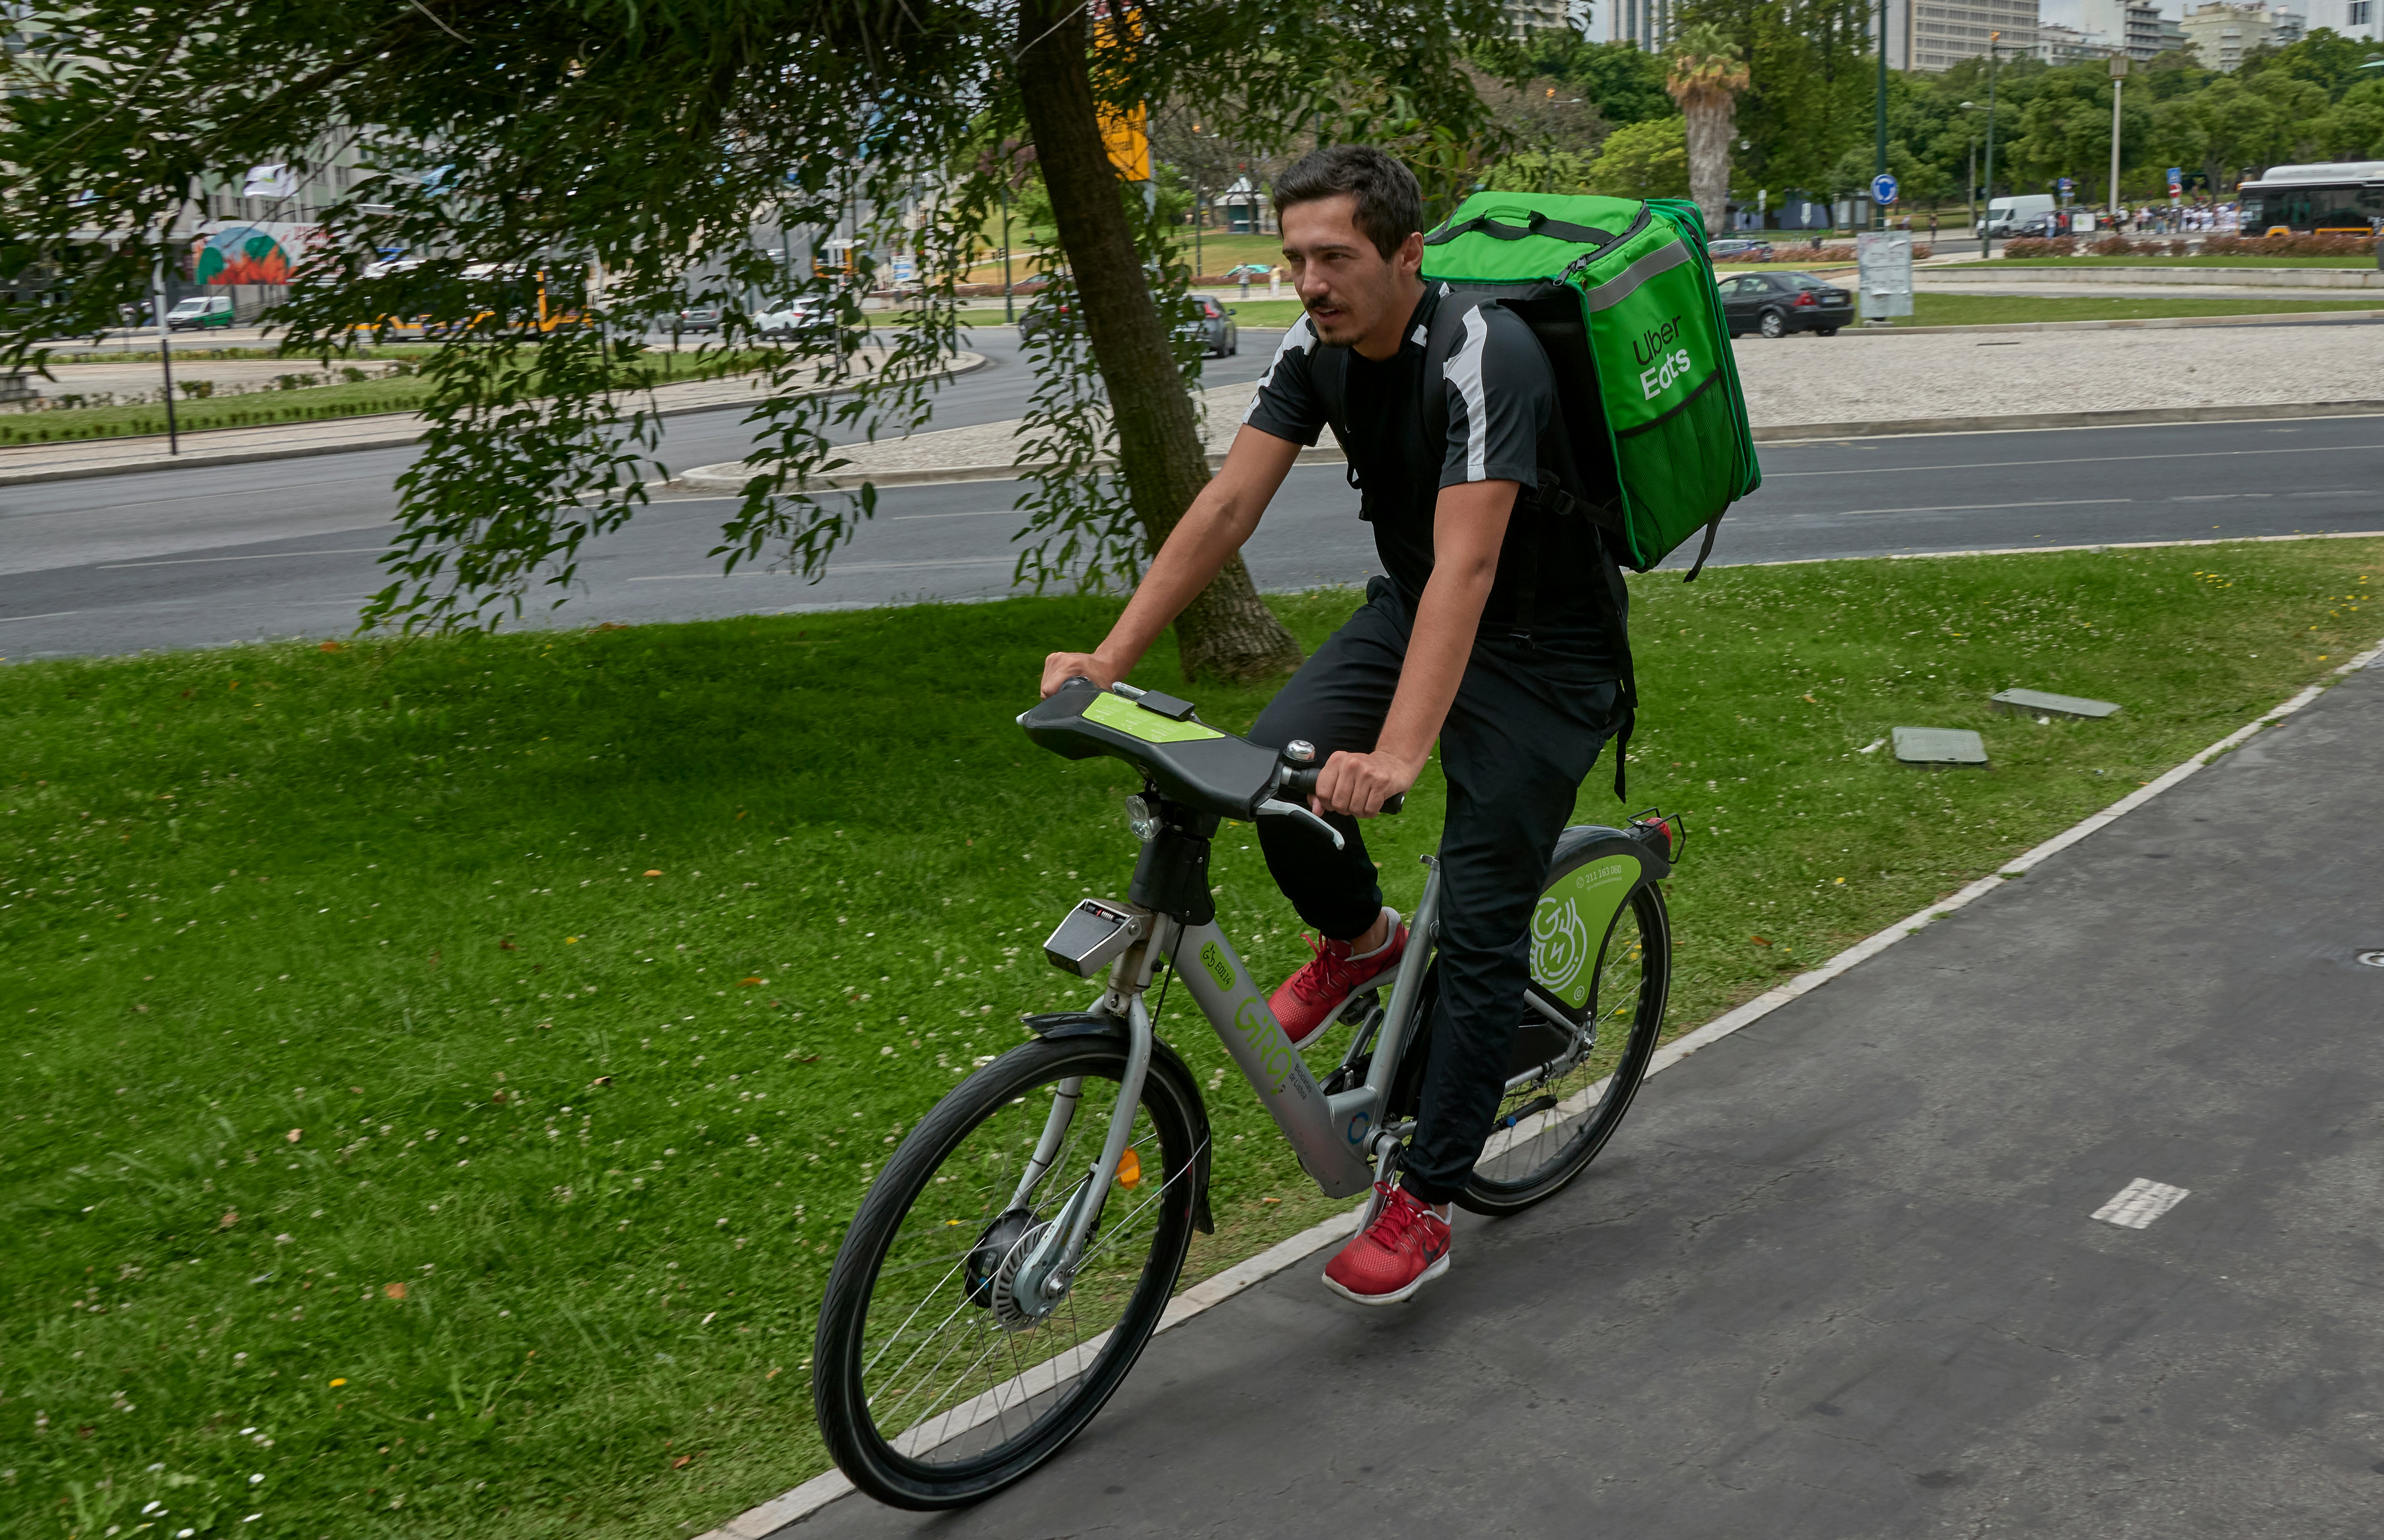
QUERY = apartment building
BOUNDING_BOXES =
[1883,0,2042,72]
[2180,0,2303,69]
[2034,20,2123,58]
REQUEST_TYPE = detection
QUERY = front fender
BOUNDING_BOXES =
[1017,1013,1215,1234]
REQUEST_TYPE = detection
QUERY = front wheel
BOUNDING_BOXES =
[1758,308,1787,339]
[813,1034,1203,1509]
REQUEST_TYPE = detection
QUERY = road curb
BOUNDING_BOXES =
[680,400,2384,491]
[0,353,990,490]
[706,621,2384,1539]
[1917,264,2384,289]
[1836,309,2384,335]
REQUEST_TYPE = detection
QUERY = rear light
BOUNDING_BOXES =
[1794,292,1816,307]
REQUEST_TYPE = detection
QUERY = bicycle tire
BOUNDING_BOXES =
[1458,877,1670,1217]
[813,1033,1204,1509]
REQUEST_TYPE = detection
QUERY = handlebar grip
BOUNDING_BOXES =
[1280,766,1404,816]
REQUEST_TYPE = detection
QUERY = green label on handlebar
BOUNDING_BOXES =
[1085,691,1226,745]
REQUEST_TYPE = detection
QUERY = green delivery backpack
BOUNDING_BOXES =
[1416,190,1762,577]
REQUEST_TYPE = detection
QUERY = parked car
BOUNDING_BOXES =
[165,294,236,331]
[1717,270,1853,337]
[752,301,834,342]
[1708,238,1775,263]
[1016,301,1076,345]
[1178,295,1239,357]
[678,306,724,335]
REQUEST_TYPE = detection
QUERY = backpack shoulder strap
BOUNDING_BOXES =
[1309,341,1361,495]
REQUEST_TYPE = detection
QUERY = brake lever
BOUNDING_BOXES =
[1253,797,1345,852]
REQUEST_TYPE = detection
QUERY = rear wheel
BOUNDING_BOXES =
[1459,880,1669,1216]
[813,1035,1202,1509]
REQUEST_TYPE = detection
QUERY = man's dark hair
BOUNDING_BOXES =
[1272,146,1422,259]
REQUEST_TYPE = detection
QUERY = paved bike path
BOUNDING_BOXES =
[785,661,2384,1540]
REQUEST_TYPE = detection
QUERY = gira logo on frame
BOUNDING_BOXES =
[1634,314,1692,402]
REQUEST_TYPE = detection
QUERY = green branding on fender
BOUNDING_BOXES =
[1084,691,1226,745]
[1530,854,1640,1010]
[1199,941,1234,991]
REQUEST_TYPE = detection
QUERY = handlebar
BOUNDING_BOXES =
[1280,766,1405,818]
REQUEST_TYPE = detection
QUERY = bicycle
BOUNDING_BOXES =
[813,676,1682,1508]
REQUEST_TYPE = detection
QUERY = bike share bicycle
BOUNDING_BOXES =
[812,677,1684,1508]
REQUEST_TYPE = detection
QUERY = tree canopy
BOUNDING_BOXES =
[2,0,1504,671]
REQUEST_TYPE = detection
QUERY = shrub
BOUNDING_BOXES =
[2201,231,2376,257]
[1999,236,2076,258]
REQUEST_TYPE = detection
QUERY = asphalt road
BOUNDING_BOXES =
[2,337,2380,659]
[781,603,2384,1540]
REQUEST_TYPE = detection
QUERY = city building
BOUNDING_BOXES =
[1613,0,1677,51]
[1883,0,2043,72]
[2298,0,2380,38]
[2180,1,2302,68]
[2075,0,2171,59]
[1500,0,1572,32]
[2034,19,2123,58]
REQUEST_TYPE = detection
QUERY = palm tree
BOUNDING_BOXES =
[1665,24,1752,234]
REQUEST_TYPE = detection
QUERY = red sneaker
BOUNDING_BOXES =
[1269,911,1406,1050]
[1322,1183,1452,1306]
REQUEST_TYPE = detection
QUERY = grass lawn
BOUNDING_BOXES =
[5,540,2379,1538]
[1938,254,2378,270]
[1895,294,2384,327]
[0,352,771,448]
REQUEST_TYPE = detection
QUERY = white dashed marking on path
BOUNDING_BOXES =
[2093,1178,2190,1229]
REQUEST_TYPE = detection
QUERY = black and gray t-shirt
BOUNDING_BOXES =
[1242,287,1614,672]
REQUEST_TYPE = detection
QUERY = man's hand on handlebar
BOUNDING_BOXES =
[1040,651,1121,698]
[1311,749,1419,820]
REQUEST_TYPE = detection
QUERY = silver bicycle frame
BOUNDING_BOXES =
[1034,857,1449,1229]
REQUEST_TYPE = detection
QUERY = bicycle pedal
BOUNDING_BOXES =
[1336,988,1381,1025]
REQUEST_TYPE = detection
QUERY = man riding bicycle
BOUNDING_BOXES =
[1040,146,1627,1306]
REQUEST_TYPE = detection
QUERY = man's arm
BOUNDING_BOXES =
[1310,478,1517,818]
[1039,425,1303,695]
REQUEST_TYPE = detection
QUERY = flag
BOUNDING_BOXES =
[243,164,297,199]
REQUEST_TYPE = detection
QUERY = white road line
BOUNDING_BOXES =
[628,556,1017,580]
[891,509,1011,520]
[2092,1179,2191,1229]
[0,609,78,623]
[696,626,2384,1540]
[1821,498,2132,518]
[97,547,390,569]
[1766,438,2384,478]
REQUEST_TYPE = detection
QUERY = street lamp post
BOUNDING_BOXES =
[999,176,1016,324]
[1960,102,1980,242]
[1875,0,1890,230]
[1981,33,2001,261]
[2108,54,2128,227]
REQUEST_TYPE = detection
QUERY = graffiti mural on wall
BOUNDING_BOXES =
[192,222,320,285]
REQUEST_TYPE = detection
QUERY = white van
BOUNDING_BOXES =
[1980,194,2056,236]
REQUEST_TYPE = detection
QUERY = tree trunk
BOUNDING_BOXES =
[1682,90,1736,234]
[1013,0,1303,683]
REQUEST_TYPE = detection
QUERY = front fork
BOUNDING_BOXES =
[1005,920,1172,1314]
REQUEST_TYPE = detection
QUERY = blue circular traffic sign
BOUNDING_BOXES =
[1871,172,1899,205]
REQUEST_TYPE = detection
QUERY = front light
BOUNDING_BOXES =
[1123,793,1162,843]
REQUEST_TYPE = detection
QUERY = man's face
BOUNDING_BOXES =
[1279,194,1420,346]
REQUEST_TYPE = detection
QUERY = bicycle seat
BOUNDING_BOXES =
[1020,679,1282,820]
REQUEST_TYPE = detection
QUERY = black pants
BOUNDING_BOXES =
[1248,578,1619,1205]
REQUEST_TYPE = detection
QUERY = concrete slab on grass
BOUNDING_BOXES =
[777,657,2384,1540]
[1991,687,2121,720]
[1892,725,1990,764]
